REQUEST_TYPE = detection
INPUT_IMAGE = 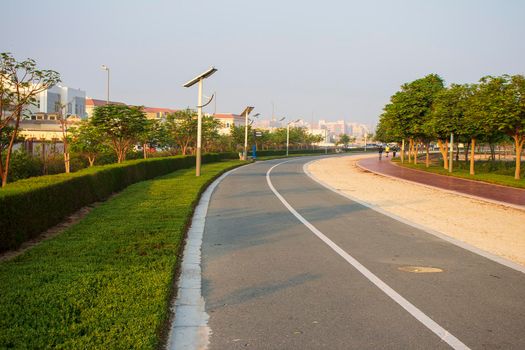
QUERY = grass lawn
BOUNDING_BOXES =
[0,160,245,349]
[393,159,525,189]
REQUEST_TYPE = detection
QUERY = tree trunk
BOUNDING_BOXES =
[437,139,448,170]
[408,138,413,163]
[414,142,418,165]
[143,143,148,159]
[64,152,70,173]
[464,140,470,164]
[401,139,405,163]
[470,138,476,175]
[513,135,524,180]
[425,142,430,168]
[455,143,460,162]
[88,156,95,167]
[1,111,22,187]
[489,143,496,162]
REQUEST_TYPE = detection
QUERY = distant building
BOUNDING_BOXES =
[85,98,126,118]
[26,84,86,119]
[212,113,245,135]
[85,98,176,120]
[143,107,178,120]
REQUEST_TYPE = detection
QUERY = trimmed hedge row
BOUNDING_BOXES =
[0,153,237,252]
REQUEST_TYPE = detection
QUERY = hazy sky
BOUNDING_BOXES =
[3,0,524,125]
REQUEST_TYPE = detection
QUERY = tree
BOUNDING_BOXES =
[0,52,60,186]
[90,104,148,163]
[70,120,108,166]
[138,120,170,159]
[166,109,197,155]
[202,116,221,152]
[480,75,525,179]
[428,84,472,170]
[378,74,444,164]
[337,134,351,148]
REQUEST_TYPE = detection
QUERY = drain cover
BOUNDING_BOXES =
[398,266,444,273]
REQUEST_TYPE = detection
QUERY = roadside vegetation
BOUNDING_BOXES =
[392,157,525,189]
[376,74,524,180]
[0,160,244,349]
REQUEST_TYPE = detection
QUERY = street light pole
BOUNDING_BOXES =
[101,65,109,104]
[183,67,217,177]
[196,78,203,176]
[240,106,254,160]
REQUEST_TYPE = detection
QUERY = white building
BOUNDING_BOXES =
[28,84,86,119]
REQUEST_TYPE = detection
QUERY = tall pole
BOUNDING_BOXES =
[106,68,110,105]
[401,139,405,163]
[364,134,367,152]
[196,78,203,176]
[449,132,454,173]
[325,128,328,154]
[286,123,290,156]
[244,110,249,160]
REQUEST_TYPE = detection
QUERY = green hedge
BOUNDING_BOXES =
[0,153,237,253]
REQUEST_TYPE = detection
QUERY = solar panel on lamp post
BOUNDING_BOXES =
[183,67,217,176]
[240,106,254,160]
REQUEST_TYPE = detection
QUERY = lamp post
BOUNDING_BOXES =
[183,67,217,176]
[101,65,109,104]
[286,119,301,156]
[241,106,255,160]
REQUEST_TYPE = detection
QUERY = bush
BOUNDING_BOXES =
[0,153,237,252]
[5,150,41,182]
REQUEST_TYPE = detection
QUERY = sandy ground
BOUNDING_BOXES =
[307,155,525,267]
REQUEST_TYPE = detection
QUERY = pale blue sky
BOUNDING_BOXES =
[3,0,524,125]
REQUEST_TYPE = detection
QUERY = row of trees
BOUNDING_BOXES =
[70,105,325,167]
[375,74,525,179]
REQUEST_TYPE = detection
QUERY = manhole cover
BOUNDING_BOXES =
[398,266,444,273]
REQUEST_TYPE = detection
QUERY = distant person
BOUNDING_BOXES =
[392,146,397,158]
[378,145,384,160]
[385,146,390,158]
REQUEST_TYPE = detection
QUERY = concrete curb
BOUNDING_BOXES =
[166,166,244,350]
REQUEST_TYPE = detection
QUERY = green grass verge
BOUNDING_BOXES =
[0,160,245,349]
[393,159,525,189]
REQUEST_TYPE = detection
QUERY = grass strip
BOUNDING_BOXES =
[393,160,525,189]
[0,160,245,349]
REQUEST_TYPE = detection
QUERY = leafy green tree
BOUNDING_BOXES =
[379,74,444,164]
[138,119,170,159]
[166,109,197,155]
[202,116,221,152]
[428,84,473,169]
[0,52,60,186]
[90,104,148,163]
[337,134,351,148]
[479,75,525,179]
[70,121,109,166]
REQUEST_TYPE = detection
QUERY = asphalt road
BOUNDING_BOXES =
[201,156,525,349]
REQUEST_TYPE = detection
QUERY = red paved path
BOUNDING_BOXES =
[358,157,525,208]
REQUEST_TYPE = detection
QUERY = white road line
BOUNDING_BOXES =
[266,160,470,350]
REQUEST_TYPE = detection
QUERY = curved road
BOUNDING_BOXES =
[201,156,525,349]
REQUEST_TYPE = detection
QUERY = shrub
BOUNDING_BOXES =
[0,153,236,252]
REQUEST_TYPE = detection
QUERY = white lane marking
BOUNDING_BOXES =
[266,160,470,350]
[303,158,525,274]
